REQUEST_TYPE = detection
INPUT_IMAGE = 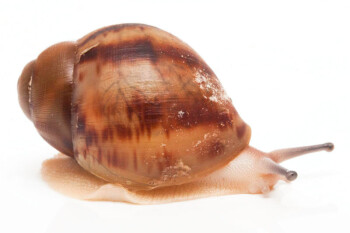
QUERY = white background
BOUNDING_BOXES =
[1,0,349,232]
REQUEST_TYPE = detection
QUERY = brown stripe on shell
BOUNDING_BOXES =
[135,128,140,142]
[74,79,236,142]
[78,100,235,142]
[115,124,133,140]
[133,150,138,171]
[79,24,141,47]
[74,107,234,144]
[102,127,114,142]
[79,46,98,63]
[78,38,212,73]
[79,39,157,63]
[85,129,98,147]
[109,150,128,169]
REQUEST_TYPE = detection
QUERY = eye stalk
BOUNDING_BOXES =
[18,60,35,120]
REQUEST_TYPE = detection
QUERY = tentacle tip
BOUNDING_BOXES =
[286,171,298,181]
[324,143,334,152]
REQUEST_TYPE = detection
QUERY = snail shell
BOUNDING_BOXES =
[18,24,333,203]
[18,24,251,190]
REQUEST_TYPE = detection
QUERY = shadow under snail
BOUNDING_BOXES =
[17,24,334,204]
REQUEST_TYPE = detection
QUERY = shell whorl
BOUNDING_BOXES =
[18,42,77,156]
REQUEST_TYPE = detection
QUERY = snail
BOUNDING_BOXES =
[18,24,334,204]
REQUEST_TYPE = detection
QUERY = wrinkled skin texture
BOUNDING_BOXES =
[41,141,333,204]
[41,149,280,204]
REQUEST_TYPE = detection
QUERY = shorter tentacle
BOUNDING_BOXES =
[259,157,298,181]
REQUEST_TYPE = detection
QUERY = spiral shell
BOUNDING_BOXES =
[18,24,251,190]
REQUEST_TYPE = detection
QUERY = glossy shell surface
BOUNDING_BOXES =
[20,24,251,189]
[72,24,251,189]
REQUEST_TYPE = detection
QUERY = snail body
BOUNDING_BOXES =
[18,24,333,204]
